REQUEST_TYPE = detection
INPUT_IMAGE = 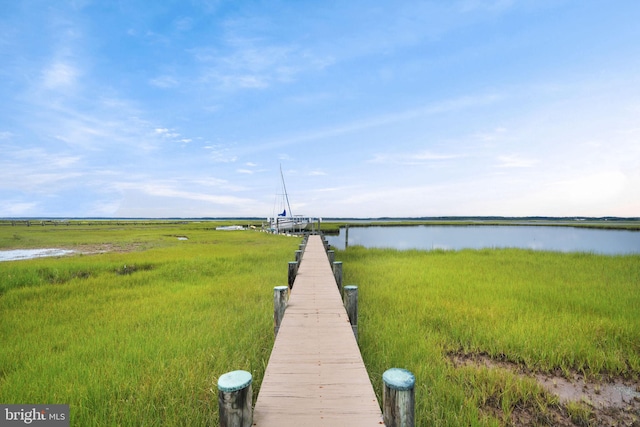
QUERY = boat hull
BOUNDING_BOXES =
[269,216,312,232]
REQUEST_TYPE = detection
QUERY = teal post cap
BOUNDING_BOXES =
[344,285,358,291]
[383,368,415,391]
[274,286,288,290]
[217,370,252,392]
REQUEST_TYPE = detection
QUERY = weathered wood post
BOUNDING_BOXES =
[345,224,349,249]
[287,261,298,289]
[273,286,288,336]
[343,285,358,340]
[327,250,335,265]
[295,250,302,263]
[382,368,416,427]
[333,261,343,293]
[217,370,253,427]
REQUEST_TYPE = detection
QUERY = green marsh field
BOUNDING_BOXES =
[1,221,639,426]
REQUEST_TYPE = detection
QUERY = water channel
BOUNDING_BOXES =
[325,225,640,255]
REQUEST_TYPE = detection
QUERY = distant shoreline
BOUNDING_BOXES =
[1,216,638,221]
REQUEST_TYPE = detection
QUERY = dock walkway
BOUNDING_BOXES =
[252,235,383,426]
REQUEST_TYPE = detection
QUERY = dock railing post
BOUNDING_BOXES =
[273,286,288,336]
[382,368,416,427]
[217,370,253,427]
[343,285,358,340]
[295,249,302,263]
[288,261,298,289]
[333,261,343,293]
[327,250,335,265]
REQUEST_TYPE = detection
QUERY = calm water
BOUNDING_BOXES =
[0,248,75,262]
[325,226,640,255]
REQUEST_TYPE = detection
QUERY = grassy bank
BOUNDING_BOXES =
[339,246,640,425]
[1,223,298,425]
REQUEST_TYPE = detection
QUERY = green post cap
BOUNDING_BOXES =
[344,285,358,291]
[217,370,252,393]
[383,368,415,391]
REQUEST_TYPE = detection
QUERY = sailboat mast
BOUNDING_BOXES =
[280,165,293,217]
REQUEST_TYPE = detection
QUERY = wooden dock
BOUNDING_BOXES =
[252,235,383,426]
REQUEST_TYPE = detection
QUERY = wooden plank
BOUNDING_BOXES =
[253,235,383,427]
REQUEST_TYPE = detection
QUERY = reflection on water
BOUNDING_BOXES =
[326,226,640,255]
[0,248,75,262]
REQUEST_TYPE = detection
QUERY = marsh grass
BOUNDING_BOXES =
[341,246,640,425]
[1,223,297,426]
[2,222,639,426]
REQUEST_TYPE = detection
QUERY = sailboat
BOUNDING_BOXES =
[268,166,315,233]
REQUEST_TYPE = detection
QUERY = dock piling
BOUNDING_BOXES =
[343,285,358,340]
[287,261,297,289]
[382,368,416,427]
[217,370,253,427]
[273,286,288,336]
[333,261,343,293]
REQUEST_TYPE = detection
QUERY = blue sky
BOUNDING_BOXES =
[1,0,639,218]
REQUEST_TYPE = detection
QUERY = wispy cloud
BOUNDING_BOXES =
[369,150,461,165]
[149,75,180,88]
[238,93,504,156]
[203,144,237,163]
[42,61,80,89]
[191,29,334,91]
[0,148,84,191]
[0,201,39,216]
[458,0,515,13]
[496,155,537,168]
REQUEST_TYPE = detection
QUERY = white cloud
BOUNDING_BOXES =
[496,155,537,168]
[42,61,79,89]
[472,127,508,142]
[0,201,39,216]
[369,150,461,165]
[203,145,237,163]
[150,75,180,88]
[217,74,269,89]
[1,148,84,190]
[506,171,634,216]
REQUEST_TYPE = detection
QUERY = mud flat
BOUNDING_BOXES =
[450,351,640,426]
